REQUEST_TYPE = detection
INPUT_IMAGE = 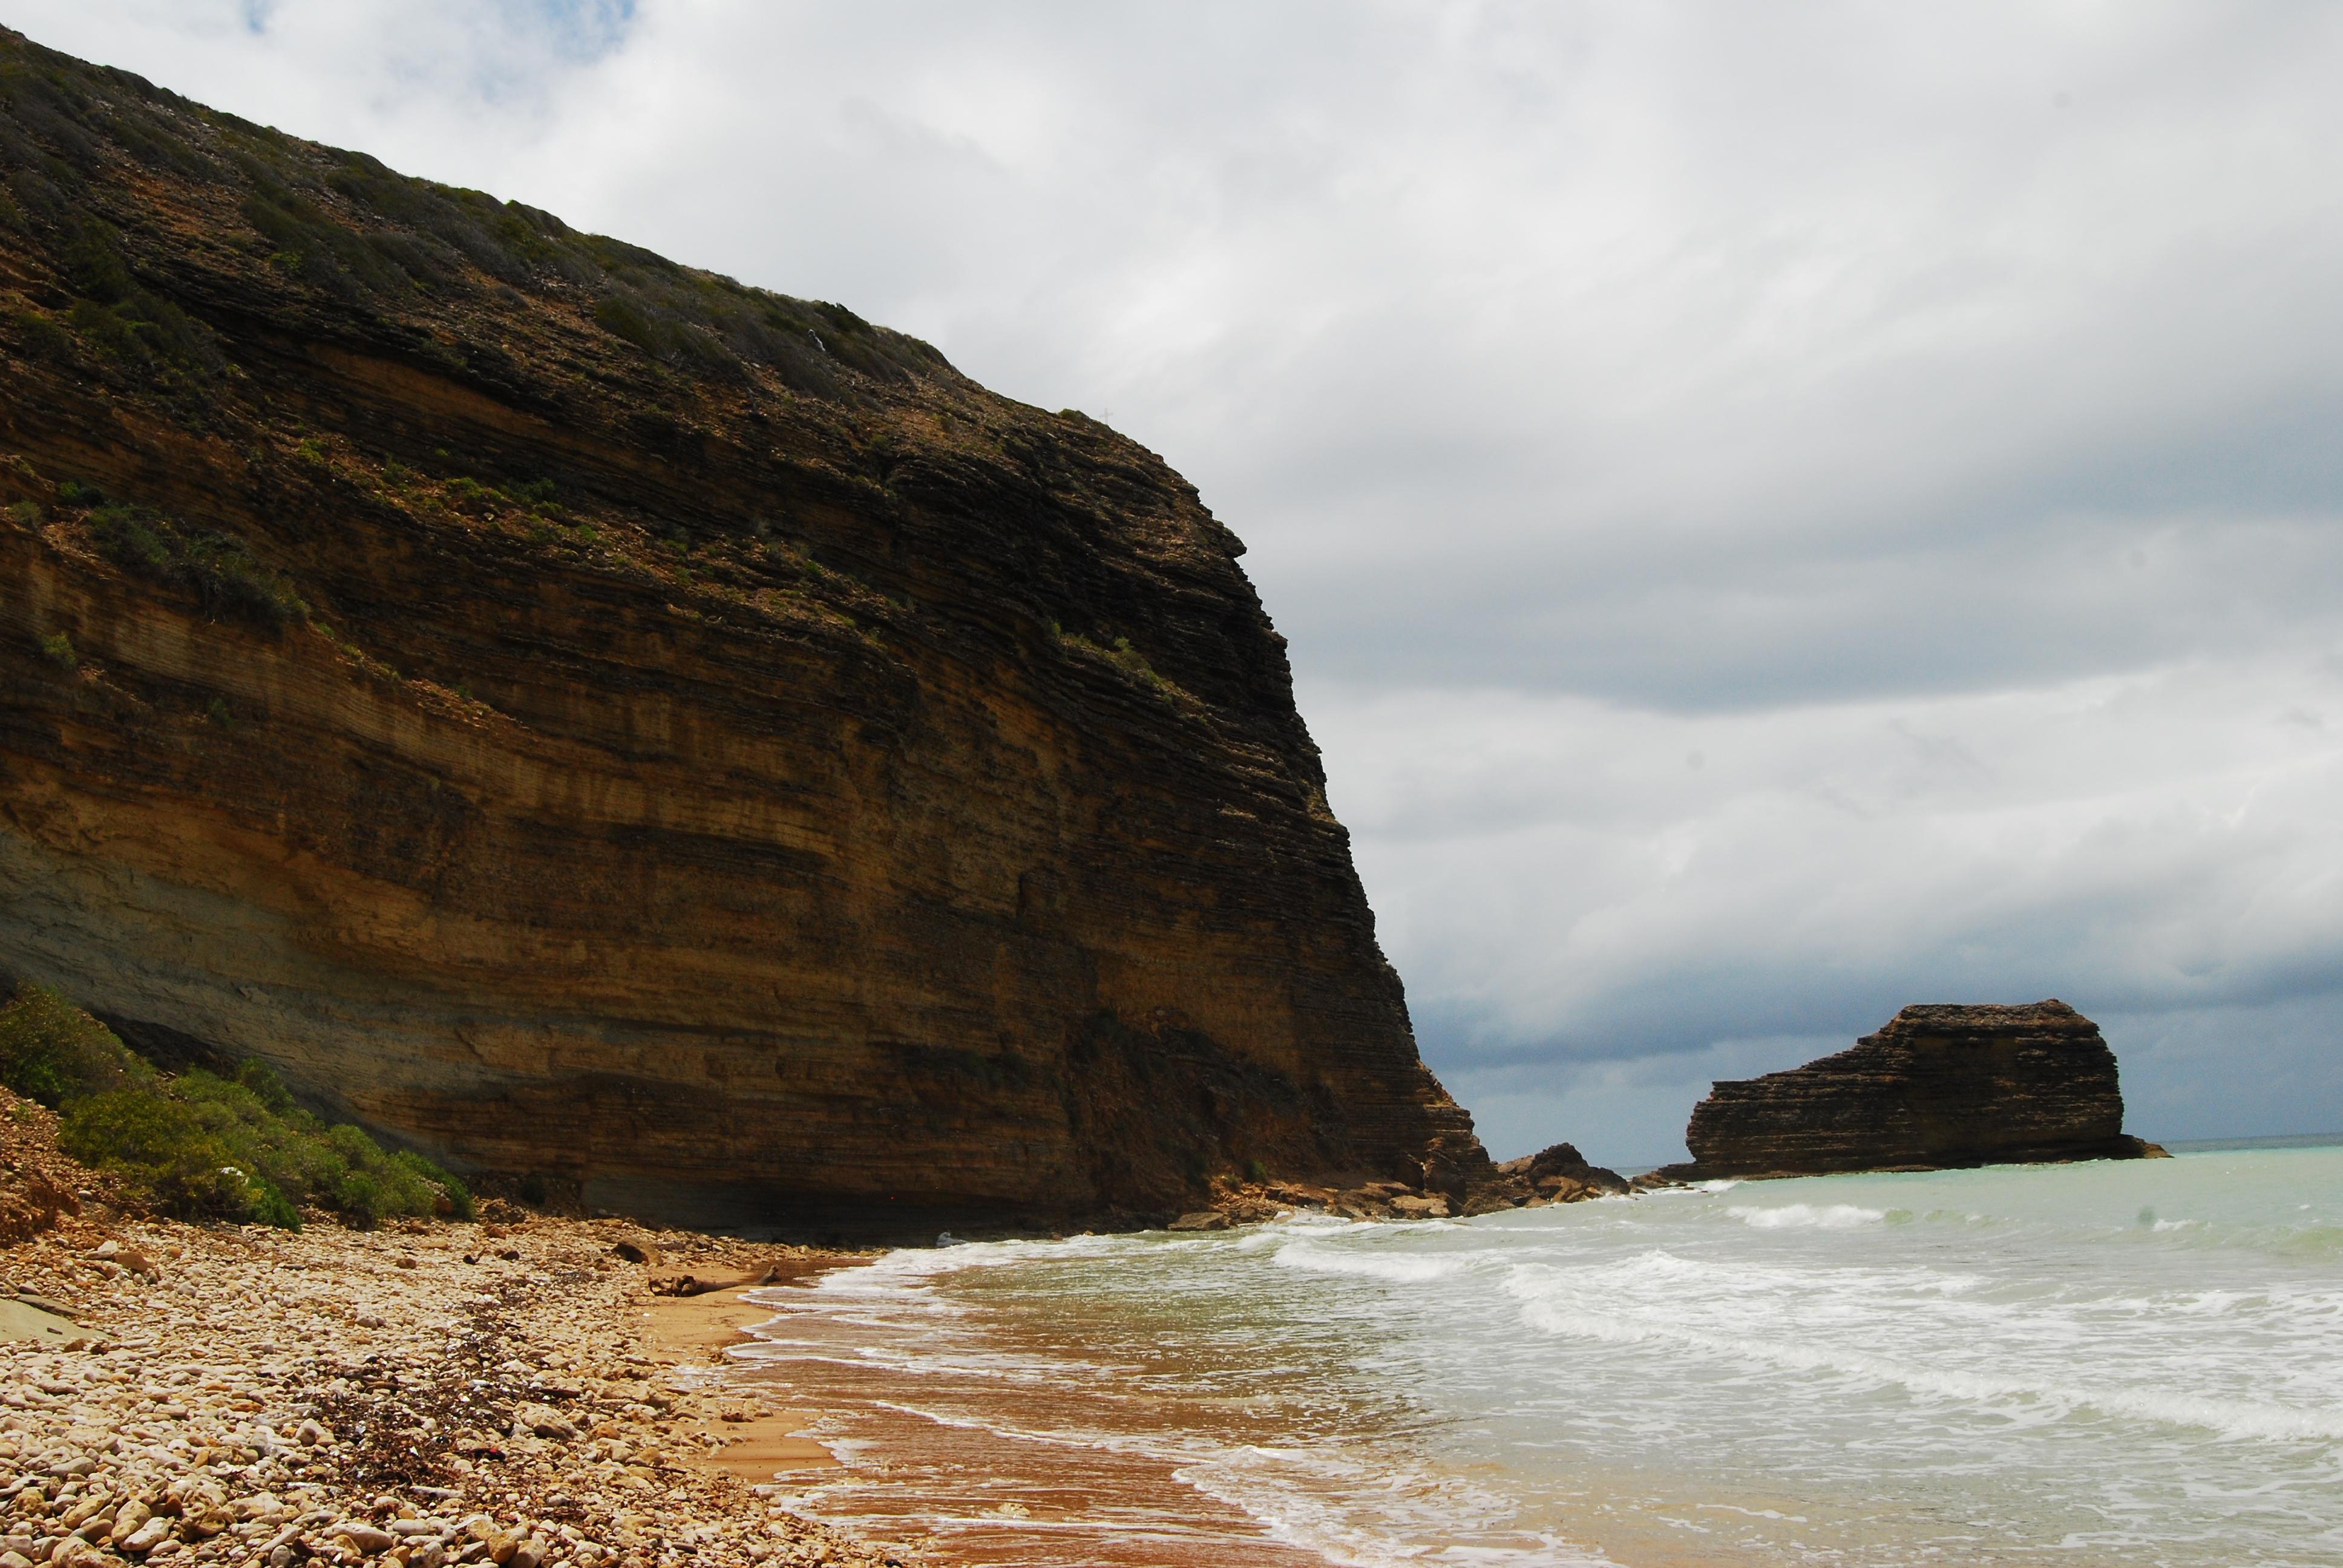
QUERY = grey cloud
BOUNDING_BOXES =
[1265,507,2343,710]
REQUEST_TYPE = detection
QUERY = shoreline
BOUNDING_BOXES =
[635,1259,856,1487]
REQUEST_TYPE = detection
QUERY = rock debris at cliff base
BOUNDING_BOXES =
[1,1093,914,1568]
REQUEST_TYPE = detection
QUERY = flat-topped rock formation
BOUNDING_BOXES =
[1651,1001,2166,1181]
[0,28,1489,1232]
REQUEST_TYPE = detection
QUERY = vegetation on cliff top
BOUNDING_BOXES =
[0,27,948,397]
[0,982,470,1229]
[0,24,1259,717]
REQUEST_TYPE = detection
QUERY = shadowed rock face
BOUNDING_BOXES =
[0,29,1484,1232]
[1659,1001,2159,1180]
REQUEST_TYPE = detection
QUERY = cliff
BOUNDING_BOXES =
[1654,1001,2164,1181]
[0,29,1487,1232]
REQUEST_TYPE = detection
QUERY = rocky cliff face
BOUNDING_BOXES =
[1657,1001,2163,1180]
[0,30,1486,1231]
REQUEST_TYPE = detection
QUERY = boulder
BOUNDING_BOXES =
[514,1403,578,1442]
[1465,1141,1628,1211]
[1654,1001,2162,1180]
[333,1524,395,1554]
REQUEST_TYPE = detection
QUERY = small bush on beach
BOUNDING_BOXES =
[58,1088,294,1224]
[0,982,471,1230]
[0,982,152,1108]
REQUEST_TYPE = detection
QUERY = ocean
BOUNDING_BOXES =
[723,1144,2343,1566]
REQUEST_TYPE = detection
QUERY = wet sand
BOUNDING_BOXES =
[640,1258,850,1482]
[704,1263,1349,1568]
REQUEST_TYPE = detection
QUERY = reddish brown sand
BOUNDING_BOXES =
[642,1266,844,1482]
[708,1270,1346,1568]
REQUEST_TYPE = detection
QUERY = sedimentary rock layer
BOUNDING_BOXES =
[0,29,1484,1230]
[1659,1001,2160,1180]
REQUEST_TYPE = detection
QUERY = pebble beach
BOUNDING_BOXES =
[1,1090,915,1568]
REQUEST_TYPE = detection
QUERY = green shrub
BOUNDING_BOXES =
[0,983,152,1108]
[444,476,506,512]
[593,296,660,353]
[88,505,170,572]
[6,500,42,524]
[1106,636,1163,687]
[9,308,76,367]
[1058,627,1173,694]
[396,1149,473,1221]
[59,218,133,302]
[86,504,309,630]
[50,220,220,374]
[39,631,76,670]
[332,1167,385,1229]
[235,1054,295,1115]
[58,1089,278,1221]
[0,984,471,1229]
[246,1182,304,1230]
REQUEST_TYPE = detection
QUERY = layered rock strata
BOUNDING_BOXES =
[1652,1001,2164,1181]
[0,29,1486,1230]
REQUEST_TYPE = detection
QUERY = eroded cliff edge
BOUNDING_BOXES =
[0,30,1486,1230]
[1653,1001,2165,1181]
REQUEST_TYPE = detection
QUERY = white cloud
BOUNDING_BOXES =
[19,0,2343,1160]
[1310,650,2343,1157]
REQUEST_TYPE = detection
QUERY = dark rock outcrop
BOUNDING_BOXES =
[0,28,1490,1232]
[1460,1142,1628,1215]
[1651,1001,2166,1182]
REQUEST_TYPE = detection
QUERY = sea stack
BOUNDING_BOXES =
[0,28,1487,1232]
[1654,1001,2166,1181]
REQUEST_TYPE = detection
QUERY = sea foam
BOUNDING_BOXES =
[1726,1201,1889,1229]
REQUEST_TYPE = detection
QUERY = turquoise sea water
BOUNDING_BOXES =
[727,1146,2343,1566]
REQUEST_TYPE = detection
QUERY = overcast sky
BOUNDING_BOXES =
[24,1,2343,1163]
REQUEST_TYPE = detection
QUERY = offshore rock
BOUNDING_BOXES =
[0,28,1487,1231]
[1654,1001,2167,1181]
[1459,1142,1629,1215]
